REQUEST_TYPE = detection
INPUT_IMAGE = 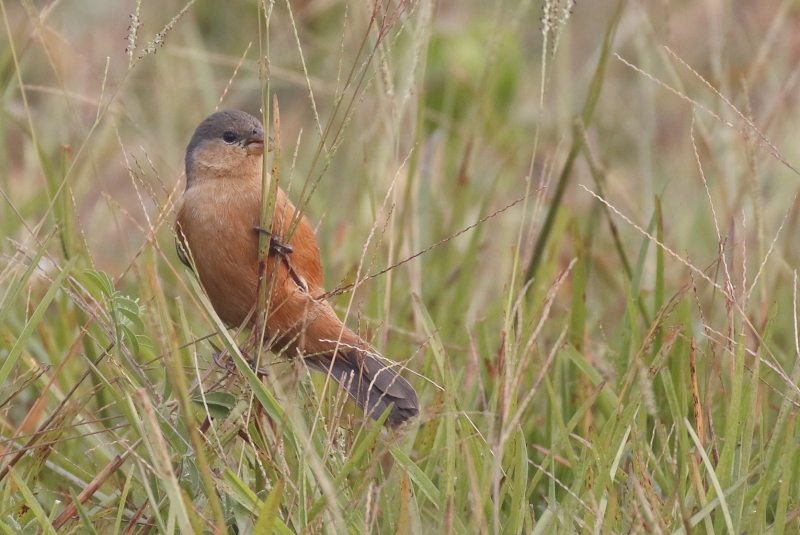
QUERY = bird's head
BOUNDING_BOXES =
[184,110,270,188]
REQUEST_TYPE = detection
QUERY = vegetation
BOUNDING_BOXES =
[1,0,800,533]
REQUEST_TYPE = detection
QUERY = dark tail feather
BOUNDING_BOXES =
[306,349,419,428]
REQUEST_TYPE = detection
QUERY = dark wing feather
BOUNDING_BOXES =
[175,235,193,270]
[306,349,419,428]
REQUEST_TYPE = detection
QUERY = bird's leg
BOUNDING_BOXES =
[213,344,270,378]
[254,226,293,256]
[212,350,237,374]
[254,226,309,293]
[237,331,273,379]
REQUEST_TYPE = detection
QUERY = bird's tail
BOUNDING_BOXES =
[305,347,419,428]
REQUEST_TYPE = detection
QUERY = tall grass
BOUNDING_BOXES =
[1,0,800,533]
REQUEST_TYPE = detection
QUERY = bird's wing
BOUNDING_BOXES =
[175,223,193,271]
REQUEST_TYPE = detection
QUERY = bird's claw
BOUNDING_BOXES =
[254,226,294,256]
[212,351,236,373]
[212,350,269,378]
[253,226,307,293]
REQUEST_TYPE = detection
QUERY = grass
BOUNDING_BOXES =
[2,0,800,533]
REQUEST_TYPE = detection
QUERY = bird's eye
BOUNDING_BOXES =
[222,131,237,143]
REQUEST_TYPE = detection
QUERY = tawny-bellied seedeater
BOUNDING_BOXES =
[175,110,419,428]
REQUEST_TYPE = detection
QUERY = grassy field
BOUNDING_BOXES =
[2,0,800,533]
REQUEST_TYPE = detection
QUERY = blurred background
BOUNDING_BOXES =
[2,0,800,532]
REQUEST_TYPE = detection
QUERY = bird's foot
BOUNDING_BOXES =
[212,351,237,374]
[254,226,293,256]
[212,349,270,378]
[242,349,271,378]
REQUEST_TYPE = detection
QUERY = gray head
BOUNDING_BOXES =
[184,110,265,187]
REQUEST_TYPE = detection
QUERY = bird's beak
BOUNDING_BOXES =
[245,129,265,155]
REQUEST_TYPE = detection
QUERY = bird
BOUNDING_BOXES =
[175,110,419,428]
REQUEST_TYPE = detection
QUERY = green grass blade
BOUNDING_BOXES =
[8,468,57,535]
[684,418,734,533]
[0,256,76,388]
[391,446,443,510]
